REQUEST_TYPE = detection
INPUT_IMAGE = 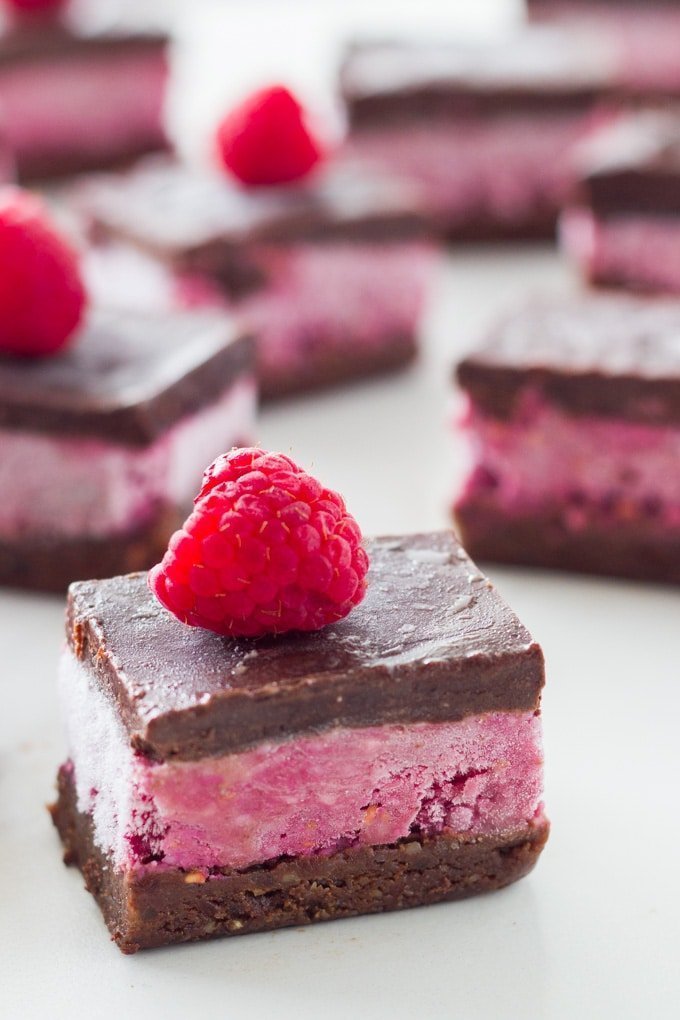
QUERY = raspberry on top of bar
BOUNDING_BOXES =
[149,448,370,638]
[454,293,680,582]
[53,531,547,952]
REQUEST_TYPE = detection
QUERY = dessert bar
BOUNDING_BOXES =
[75,156,435,399]
[0,10,169,179]
[0,309,254,590]
[562,111,680,294]
[51,532,548,952]
[527,1,680,98]
[340,29,615,240]
[454,294,680,582]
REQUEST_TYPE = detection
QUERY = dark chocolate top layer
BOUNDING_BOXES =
[0,16,167,65]
[457,294,680,424]
[66,532,544,762]
[77,156,429,282]
[575,112,680,217]
[341,29,616,128]
[0,308,253,445]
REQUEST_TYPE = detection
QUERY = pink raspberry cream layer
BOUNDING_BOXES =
[0,377,255,542]
[0,49,167,176]
[455,393,680,530]
[59,651,544,875]
[562,208,680,294]
[346,112,602,235]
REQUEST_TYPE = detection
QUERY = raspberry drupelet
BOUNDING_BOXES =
[149,448,369,637]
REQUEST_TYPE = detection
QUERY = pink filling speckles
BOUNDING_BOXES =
[124,712,543,872]
[456,393,680,529]
[233,242,434,381]
[346,113,605,229]
[84,241,434,384]
[0,377,255,540]
[562,208,680,294]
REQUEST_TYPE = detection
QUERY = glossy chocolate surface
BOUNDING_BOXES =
[0,308,253,444]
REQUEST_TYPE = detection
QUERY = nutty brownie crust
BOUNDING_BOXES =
[260,330,417,401]
[51,763,549,954]
[0,506,184,593]
[455,498,680,584]
[18,138,170,185]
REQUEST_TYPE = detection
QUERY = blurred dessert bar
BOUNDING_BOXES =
[527,1,680,98]
[0,309,254,590]
[75,156,436,400]
[562,112,680,294]
[0,6,169,180]
[453,294,680,583]
[340,28,616,241]
[51,532,548,952]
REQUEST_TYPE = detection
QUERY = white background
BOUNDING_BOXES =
[2,2,679,1017]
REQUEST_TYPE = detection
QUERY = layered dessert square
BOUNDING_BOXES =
[527,1,680,97]
[0,11,169,180]
[51,532,548,953]
[75,156,436,399]
[562,112,680,294]
[0,309,254,591]
[454,295,680,582]
[340,29,616,240]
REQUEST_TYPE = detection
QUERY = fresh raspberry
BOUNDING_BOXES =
[149,448,370,638]
[216,85,324,187]
[0,187,87,357]
[3,0,66,14]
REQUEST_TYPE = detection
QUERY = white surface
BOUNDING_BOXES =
[2,1,680,1017]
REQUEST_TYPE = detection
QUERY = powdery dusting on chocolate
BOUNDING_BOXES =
[65,532,544,760]
[457,293,680,424]
[77,155,428,256]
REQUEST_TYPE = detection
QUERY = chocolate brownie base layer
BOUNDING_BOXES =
[441,212,557,244]
[260,332,417,401]
[51,765,548,954]
[586,267,680,295]
[455,500,680,584]
[18,139,170,185]
[0,507,183,593]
